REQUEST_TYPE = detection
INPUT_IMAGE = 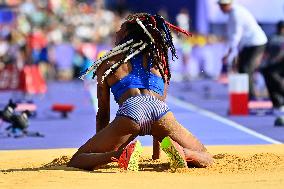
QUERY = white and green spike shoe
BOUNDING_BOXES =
[161,136,187,169]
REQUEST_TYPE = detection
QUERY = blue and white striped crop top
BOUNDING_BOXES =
[110,54,165,102]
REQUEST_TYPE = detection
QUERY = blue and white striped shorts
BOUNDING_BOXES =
[116,95,170,136]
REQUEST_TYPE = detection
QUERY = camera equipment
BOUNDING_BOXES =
[5,110,44,138]
[0,99,17,122]
[0,100,44,138]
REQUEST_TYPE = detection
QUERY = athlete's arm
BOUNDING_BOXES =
[96,70,110,133]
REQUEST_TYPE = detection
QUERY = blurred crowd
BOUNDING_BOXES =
[0,0,225,83]
[0,0,126,81]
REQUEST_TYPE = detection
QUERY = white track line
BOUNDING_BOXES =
[167,95,282,144]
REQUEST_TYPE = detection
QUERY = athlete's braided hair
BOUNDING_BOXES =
[79,13,191,84]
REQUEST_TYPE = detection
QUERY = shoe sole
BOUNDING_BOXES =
[127,140,143,171]
[161,137,187,169]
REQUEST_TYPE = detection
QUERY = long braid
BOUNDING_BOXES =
[145,27,168,83]
[149,25,171,83]
[155,31,170,82]
[102,41,144,80]
[154,14,177,60]
[149,46,167,83]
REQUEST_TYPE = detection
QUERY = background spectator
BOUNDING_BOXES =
[218,0,267,99]
[260,21,284,111]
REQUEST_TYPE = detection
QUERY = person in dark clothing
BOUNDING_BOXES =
[260,21,284,111]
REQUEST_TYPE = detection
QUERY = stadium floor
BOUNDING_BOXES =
[1,80,284,189]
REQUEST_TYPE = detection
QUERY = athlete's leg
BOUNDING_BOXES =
[151,112,213,167]
[67,116,140,170]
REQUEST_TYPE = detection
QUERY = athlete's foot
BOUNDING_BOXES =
[183,149,214,168]
[160,136,188,169]
[111,140,143,171]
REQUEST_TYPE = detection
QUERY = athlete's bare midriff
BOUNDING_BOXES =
[117,88,164,106]
[97,54,167,106]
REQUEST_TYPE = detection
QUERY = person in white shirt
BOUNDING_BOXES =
[218,0,267,99]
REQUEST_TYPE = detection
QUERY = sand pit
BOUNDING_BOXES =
[1,145,284,189]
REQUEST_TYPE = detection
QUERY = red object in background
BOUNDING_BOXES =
[5,0,21,6]
[0,64,19,90]
[27,31,47,50]
[19,65,47,94]
[229,93,249,115]
[52,104,74,118]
